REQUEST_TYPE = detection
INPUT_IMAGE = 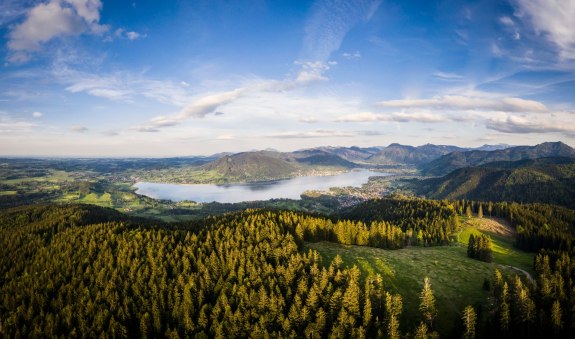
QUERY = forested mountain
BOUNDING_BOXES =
[366,143,466,166]
[290,149,359,168]
[2,199,575,338]
[420,142,575,176]
[414,157,575,208]
[199,151,300,182]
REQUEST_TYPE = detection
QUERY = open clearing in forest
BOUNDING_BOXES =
[306,216,534,335]
[457,216,534,274]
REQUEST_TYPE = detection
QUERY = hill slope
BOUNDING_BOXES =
[420,141,575,176]
[368,143,466,166]
[200,151,300,182]
[414,157,575,208]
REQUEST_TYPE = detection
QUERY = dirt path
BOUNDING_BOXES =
[501,264,536,286]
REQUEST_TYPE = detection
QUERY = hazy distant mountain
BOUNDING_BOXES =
[367,143,466,166]
[414,157,575,208]
[474,144,512,151]
[420,142,575,176]
[300,146,382,163]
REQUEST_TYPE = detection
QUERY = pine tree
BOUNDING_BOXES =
[467,234,476,258]
[466,205,473,218]
[462,305,476,339]
[551,300,562,332]
[414,322,429,339]
[419,277,437,329]
[478,204,483,219]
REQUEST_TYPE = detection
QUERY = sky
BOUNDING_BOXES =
[0,0,574,157]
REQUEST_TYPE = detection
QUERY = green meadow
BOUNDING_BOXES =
[306,216,534,335]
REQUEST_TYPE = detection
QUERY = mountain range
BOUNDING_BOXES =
[413,157,575,208]
[419,141,575,176]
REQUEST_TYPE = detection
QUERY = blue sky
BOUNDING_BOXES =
[0,0,574,156]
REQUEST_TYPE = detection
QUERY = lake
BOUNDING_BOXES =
[134,169,388,203]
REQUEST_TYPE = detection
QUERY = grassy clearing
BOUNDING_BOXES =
[306,242,497,335]
[457,217,534,274]
[306,216,534,335]
[0,190,18,195]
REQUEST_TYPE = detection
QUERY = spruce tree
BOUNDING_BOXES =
[462,305,476,339]
[419,277,437,329]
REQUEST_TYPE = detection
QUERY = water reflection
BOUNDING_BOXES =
[134,169,388,203]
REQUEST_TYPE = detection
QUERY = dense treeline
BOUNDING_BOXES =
[3,199,574,337]
[467,234,493,262]
[1,204,462,338]
[481,251,575,338]
[338,198,460,246]
[452,200,575,253]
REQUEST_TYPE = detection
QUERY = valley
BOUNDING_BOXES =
[2,141,575,338]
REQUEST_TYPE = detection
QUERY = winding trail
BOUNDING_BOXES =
[500,264,536,286]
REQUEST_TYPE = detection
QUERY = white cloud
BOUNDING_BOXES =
[295,61,335,83]
[299,116,319,123]
[335,111,447,123]
[486,114,575,135]
[499,16,515,27]
[342,51,361,60]
[114,28,146,41]
[0,114,36,133]
[514,0,575,59]
[335,112,379,122]
[126,31,144,40]
[7,0,108,62]
[267,129,355,139]
[32,111,43,117]
[433,72,464,81]
[303,0,381,62]
[53,64,193,105]
[134,61,338,131]
[69,125,88,133]
[376,95,548,113]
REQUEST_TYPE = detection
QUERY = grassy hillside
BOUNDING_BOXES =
[413,157,575,208]
[306,216,534,336]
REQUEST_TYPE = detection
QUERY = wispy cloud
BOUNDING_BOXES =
[7,0,108,63]
[0,114,37,133]
[53,64,193,105]
[113,28,147,41]
[433,72,464,81]
[342,51,361,60]
[32,111,43,118]
[69,125,88,133]
[134,61,337,131]
[267,129,355,139]
[513,0,575,60]
[376,95,548,113]
[486,114,575,135]
[335,111,448,123]
[303,0,381,62]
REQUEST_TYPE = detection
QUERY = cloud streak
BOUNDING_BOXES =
[134,61,337,132]
[335,111,448,123]
[376,96,548,113]
[303,0,381,62]
[514,0,575,59]
[486,114,575,135]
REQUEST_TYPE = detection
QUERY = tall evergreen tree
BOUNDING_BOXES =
[462,305,476,339]
[419,277,437,329]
